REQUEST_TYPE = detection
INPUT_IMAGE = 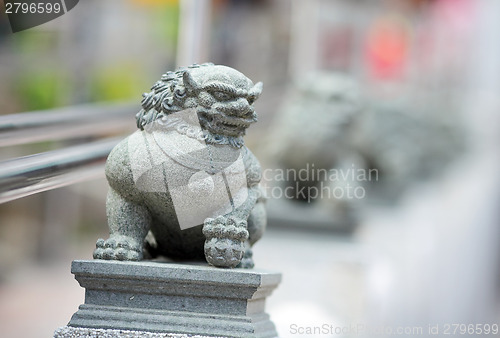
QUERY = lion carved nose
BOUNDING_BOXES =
[228,98,252,118]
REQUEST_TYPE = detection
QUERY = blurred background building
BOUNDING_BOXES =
[0,0,499,337]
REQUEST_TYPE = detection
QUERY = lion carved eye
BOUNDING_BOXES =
[212,91,231,101]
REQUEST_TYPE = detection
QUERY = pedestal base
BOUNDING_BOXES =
[61,260,281,338]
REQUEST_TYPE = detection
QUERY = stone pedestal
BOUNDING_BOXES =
[57,260,281,338]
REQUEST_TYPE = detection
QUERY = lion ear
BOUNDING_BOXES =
[183,71,199,91]
[249,82,263,98]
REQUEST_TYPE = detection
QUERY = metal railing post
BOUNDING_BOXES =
[176,0,211,67]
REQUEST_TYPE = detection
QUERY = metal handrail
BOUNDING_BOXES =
[0,137,123,204]
[0,101,140,203]
[0,101,137,147]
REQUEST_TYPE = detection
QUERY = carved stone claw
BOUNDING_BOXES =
[93,236,142,261]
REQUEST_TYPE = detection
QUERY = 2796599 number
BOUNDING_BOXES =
[443,324,499,335]
[5,2,62,14]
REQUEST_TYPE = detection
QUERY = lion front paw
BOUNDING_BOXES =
[93,235,142,261]
[203,216,249,268]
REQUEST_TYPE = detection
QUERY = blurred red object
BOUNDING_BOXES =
[365,15,410,80]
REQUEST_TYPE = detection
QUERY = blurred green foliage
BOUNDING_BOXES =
[11,30,65,111]
[89,63,148,103]
[5,0,180,113]
[152,0,179,48]
[14,70,68,111]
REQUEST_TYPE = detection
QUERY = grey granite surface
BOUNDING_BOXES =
[64,260,281,338]
[54,326,218,338]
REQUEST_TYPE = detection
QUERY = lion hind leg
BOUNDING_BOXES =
[247,200,266,246]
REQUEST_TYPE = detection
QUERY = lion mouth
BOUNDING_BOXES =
[198,110,255,136]
[219,117,252,128]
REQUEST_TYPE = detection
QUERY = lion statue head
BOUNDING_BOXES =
[136,63,263,148]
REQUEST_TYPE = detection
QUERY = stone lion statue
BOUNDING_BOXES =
[93,63,266,268]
